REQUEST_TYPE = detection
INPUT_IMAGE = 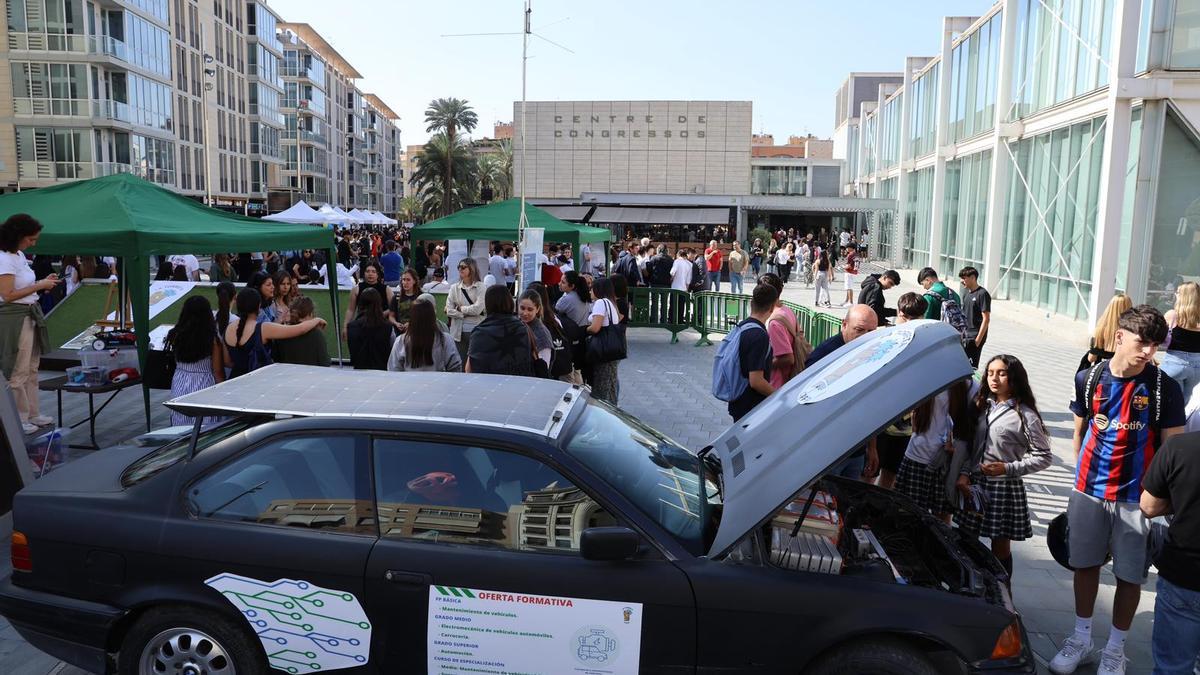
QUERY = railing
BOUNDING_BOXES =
[91,99,132,122]
[14,97,88,116]
[623,288,845,347]
[281,128,327,146]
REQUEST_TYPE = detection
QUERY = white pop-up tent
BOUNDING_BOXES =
[263,201,327,224]
[317,203,353,227]
[347,208,374,225]
[369,210,398,225]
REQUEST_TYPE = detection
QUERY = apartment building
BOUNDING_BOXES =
[1,1,401,215]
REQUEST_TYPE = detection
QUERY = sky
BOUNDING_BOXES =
[273,0,996,146]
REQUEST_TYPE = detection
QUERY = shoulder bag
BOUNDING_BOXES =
[586,299,627,364]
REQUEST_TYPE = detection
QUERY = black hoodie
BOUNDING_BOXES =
[858,274,896,326]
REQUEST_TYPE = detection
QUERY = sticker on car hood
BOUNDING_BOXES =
[206,573,371,672]
[795,326,915,404]
[428,585,642,674]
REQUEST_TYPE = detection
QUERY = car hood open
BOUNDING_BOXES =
[706,320,973,558]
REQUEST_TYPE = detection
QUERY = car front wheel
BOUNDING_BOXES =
[806,637,940,675]
[117,606,268,675]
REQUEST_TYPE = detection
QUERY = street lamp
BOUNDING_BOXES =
[199,27,216,206]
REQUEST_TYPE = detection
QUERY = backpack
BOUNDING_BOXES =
[615,254,640,287]
[767,311,813,375]
[936,288,970,340]
[1081,359,1162,427]
[690,260,706,292]
[712,322,768,402]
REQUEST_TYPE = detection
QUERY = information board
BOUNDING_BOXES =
[519,228,544,294]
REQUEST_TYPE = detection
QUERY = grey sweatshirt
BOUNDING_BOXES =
[971,400,1052,479]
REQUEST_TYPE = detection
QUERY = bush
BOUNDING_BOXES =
[748,227,772,247]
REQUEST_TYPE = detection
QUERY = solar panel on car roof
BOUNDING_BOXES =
[164,364,577,435]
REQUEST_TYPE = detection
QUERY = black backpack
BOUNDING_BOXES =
[689,260,705,292]
[556,310,588,370]
[1081,359,1162,427]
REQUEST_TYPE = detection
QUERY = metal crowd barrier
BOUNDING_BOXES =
[625,287,845,347]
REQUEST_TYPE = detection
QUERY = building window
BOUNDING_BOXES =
[15,126,93,179]
[909,63,940,156]
[998,115,1106,320]
[940,150,993,277]
[750,165,807,196]
[949,13,1000,142]
[904,166,935,269]
[1009,0,1115,121]
[10,61,88,116]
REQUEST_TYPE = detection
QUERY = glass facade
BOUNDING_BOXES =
[130,133,174,185]
[119,73,173,131]
[6,0,88,51]
[11,61,88,115]
[15,126,93,179]
[124,0,168,24]
[875,177,897,261]
[880,96,901,169]
[751,165,807,195]
[998,116,1106,320]
[120,11,172,76]
[1009,0,1114,121]
[250,83,284,126]
[1170,0,1200,68]
[909,63,939,158]
[248,2,283,53]
[1117,106,1143,293]
[250,123,280,160]
[860,114,877,178]
[940,150,993,276]
[1146,107,1200,308]
[949,13,1001,141]
[904,166,935,268]
[251,44,282,88]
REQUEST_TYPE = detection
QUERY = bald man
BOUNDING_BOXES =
[805,304,879,367]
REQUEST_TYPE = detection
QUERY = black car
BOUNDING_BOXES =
[0,322,1035,674]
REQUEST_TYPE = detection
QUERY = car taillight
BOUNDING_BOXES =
[990,620,1022,660]
[11,531,31,572]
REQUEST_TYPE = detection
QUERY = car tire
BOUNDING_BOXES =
[117,605,269,675]
[805,638,940,675]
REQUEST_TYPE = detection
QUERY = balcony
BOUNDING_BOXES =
[13,98,88,117]
[285,160,327,174]
[18,161,94,181]
[281,129,328,147]
[91,99,133,123]
[7,32,89,53]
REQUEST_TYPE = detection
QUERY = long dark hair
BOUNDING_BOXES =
[976,354,1042,421]
[404,299,437,368]
[592,277,616,302]
[912,379,973,441]
[353,287,387,328]
[215,281,236,335]
[232,288,262,346]
[166,296,217,363]
[0,214,42,252]
[563,270,591,303]
[250,270,273,309]
[528,282,563,339]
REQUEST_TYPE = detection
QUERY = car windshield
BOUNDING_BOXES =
[120,419,257,487]
[563,400,720,555]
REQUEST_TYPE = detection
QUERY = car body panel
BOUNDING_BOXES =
[707,321,974,558]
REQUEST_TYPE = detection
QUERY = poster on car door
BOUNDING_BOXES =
[427,585,642,674]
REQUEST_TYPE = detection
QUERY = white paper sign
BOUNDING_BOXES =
[519,227,544,294]
[428,585,642,674]
[795,325,915,404]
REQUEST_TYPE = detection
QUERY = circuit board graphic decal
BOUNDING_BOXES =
[205,573,372,672]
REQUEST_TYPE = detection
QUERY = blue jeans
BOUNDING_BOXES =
[730,272,744,295]
[1153,577,1200,675]
[832,452,865,480]
[708,271,721,292]
[1161,351,1200,400]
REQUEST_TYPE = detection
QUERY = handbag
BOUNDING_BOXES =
[145,348,176,390]
[586,299,627,364]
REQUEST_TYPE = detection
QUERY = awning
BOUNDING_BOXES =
[538,205,593,221]
[589,207,730,225]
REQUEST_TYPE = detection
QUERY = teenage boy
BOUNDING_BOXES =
[1052,305,1186,675]
[727,283,777,422]
[958,266,992,368]
[917,267,960,320]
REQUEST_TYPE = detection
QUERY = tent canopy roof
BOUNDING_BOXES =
[411,199,611,248]
[0,173,333,255]
[264,200,326,224]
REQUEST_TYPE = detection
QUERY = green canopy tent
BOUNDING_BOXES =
[411,199,611,250]
[0,173,341,430]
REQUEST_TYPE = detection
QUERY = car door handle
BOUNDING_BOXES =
[384,570,432,586]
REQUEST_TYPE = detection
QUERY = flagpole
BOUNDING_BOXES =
[517,0,530,292]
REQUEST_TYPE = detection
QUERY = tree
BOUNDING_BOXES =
[478,153,509,202]
[412,133,479,220]
[424,98,479,217]
[398,195,421,224]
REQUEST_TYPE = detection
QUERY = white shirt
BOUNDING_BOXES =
[168,254,200,280]
[775,249,790,265]
[0,251,37,304]
[839,231,852,247]
[422,280,451,293]
[591,298,618,327]
[670,258,692,291]
[488,255,508,282]
[503,257,516,283]
[904,390,952,465]
[320,263,358,288]
[559,257,574,273]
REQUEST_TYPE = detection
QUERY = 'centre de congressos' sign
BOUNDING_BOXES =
[553,115,708,139]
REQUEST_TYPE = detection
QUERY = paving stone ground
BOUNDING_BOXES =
[0,276,1159,672]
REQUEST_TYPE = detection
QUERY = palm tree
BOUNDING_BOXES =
[424,98,479,217]
[398,195,421,224]
[478,153,508,202]
[412,133,479,219]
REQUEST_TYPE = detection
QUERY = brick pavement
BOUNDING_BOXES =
[0,287,1158,672]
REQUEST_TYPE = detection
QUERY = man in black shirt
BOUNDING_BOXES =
[1141,431,1200,673]
[958,266,991,368]
[728,283,778,421]
[807,304,879,367]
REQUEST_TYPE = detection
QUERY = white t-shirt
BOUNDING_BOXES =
[775,249,790,265]
[590,298,618,327]
[0,251,37,304]
[320,263,358,288]
[670,258,692,291]
[904,390,952,465]
[839,231,852,247]
[169,254,200,280]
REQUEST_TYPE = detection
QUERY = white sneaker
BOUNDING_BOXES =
[1049,634,1094,674]
[1097,647,1127,675]
[21,422,38,435]
[29,415,53,426]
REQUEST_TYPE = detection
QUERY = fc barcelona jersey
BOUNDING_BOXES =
[1070,364,1185,503]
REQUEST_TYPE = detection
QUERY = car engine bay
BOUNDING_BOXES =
[751,477,1005,602]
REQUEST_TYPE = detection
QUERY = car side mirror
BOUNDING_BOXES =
[580,526,641,561]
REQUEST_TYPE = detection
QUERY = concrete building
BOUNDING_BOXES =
[839,0,1200,325]
[0,2,400,216]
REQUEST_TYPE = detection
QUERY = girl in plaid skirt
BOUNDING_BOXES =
[896,379,974,524]
[954,354,1052,582]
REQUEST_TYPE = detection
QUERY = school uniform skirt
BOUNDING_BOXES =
[895,456,950,515]
[955,476,1033,541]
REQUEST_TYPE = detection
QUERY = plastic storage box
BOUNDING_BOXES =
[78,347,138,376]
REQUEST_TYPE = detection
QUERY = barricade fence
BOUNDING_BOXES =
[626,288,844,346]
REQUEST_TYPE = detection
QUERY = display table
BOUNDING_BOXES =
[39,375,143,450]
